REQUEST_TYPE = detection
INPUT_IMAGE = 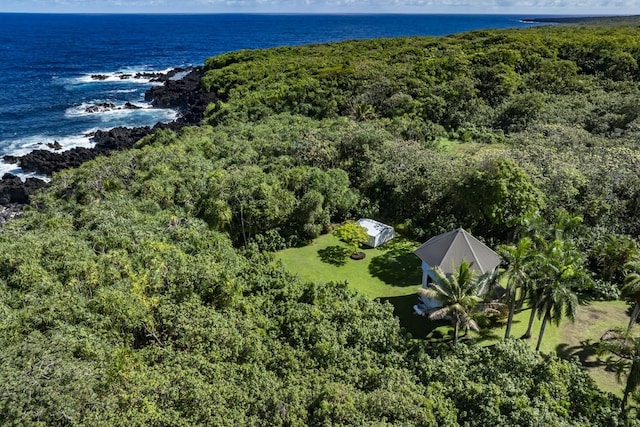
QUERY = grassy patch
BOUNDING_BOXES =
[474,300,630,396]
[276,233,634,395]
[433,137,508,157]
[276,233,421,298]
[276,233,431,337]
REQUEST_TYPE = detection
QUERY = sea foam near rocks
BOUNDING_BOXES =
[67,67,177,86]
[0,131,100,180]
[0,162,48,182]
[0,132,96,157]
[65,101,177,122]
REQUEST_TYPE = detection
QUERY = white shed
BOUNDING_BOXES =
[356,218,394,248]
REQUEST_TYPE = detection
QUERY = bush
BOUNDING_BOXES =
[586,279,621,301]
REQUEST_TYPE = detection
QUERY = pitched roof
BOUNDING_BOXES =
[414,228,501,275]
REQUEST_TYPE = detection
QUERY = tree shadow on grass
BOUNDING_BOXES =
[556,340,605,368]
[369,240,422,286]
[377,294,447,339]
[473,326,504,344]
[599,355,629,378]
[318,245,350,266]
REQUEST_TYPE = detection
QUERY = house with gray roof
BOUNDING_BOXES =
[413,228,501,312]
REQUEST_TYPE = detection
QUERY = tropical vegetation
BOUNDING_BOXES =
[417,261,498,345]
[333,221,369,258]
[4,19,640,424]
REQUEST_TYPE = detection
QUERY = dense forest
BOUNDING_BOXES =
[3,22,640,425]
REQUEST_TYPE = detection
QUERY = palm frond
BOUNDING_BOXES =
[466,318,480,332]
[417,287,439,300]
[428,306,452,321]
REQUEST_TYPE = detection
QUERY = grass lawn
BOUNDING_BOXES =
[275,233,428,337]
[490,300,631,396]
[276,232,632,396]
[275,233,421,298]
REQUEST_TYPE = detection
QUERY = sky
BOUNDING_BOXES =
[0,0,637,15]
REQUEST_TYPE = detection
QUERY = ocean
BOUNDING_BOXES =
[0,13,545,178]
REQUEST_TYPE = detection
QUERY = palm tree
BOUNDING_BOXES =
[598,328,640,413]
[535,278,579,352]
[534,238,583,352]
[417,260,496,345]
[498,237,538,339]
[520,240,549,340]
[519,213,584,340]
[622,260,640,331]
[520,284,542,339]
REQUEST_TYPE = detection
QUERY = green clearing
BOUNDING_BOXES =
[275,233,421,298]
[275,233,427,337]
[276,233,631,396]
[433,137,508,157]
[486,301,630,396]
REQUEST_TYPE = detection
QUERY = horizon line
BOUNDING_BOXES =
[0,12,632,16]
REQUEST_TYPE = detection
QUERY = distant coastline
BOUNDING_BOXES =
[521,15,640,25]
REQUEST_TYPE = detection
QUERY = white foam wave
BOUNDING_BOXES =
[0,131,100,181]
[72,73,155,85]
[1,131,96,157]
[170,70,190,81]
[0,162,50,182]
[65,101,152,118]
[66,67,176,86]
[65,101,178,123]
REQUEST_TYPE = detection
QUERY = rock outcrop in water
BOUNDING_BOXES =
[15,126,154,175]
[0,66,215,211]
[89,67,190,83]
[0,173,49,205]
[146,67,217,124]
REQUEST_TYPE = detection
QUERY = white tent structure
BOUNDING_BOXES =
[356,218,394,248]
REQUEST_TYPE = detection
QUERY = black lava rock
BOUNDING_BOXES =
[3,66,218,209]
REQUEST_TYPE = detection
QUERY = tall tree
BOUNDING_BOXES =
[417,261,496,345]
[598,328,640,413]
[520,212,584,340]
[521,280,544,340]
[534,238,584,352]
[453,158,545,241]
[591,235,638,284]
[498,237,538,339]
[622,260,640,331]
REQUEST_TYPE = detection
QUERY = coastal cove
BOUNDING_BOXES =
[0,14,544,176]
[0,66,213,222]
[0,14,548,217]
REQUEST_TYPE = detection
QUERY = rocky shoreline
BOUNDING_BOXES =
[0,66,216,222]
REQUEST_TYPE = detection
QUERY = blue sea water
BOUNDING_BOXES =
[0,13,545,178]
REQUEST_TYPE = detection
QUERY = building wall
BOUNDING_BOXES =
[420,261,441,309]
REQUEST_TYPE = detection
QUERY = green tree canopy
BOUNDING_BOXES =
[334,221,369,256]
